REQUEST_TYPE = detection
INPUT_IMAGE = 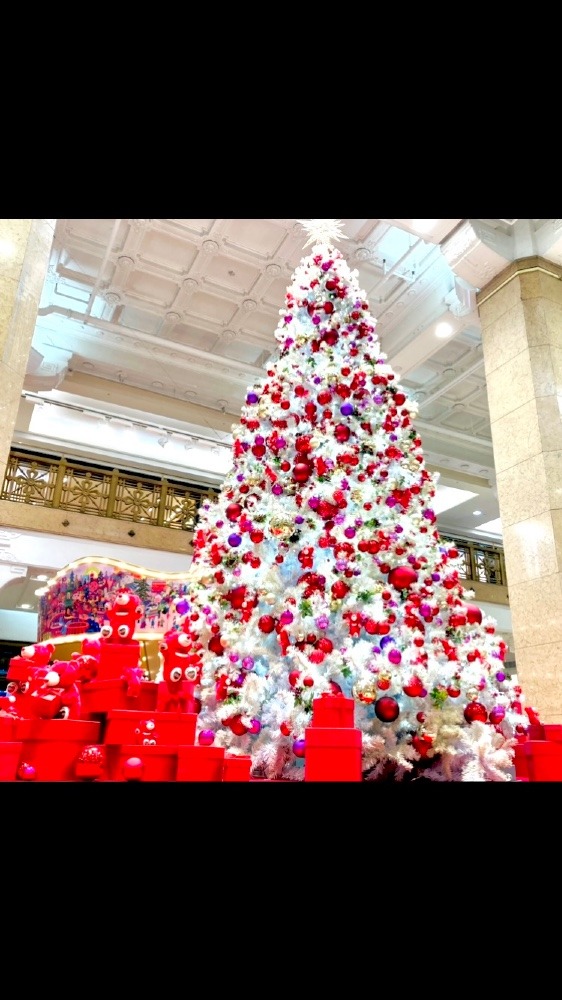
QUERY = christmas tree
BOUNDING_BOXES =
[184,219,534,782]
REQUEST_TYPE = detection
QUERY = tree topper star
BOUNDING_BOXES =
[297,219,349,249]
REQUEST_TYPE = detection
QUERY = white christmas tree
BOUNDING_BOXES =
[184,220,535,781]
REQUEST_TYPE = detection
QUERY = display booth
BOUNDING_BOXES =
[36,557,193,678]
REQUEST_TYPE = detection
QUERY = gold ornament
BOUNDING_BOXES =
[352,682,377,705]
[270,517,294,538]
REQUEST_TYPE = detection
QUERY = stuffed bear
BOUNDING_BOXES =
[5,642,56,717]
[156,628,202,713]
[100,589,143,643]
[29,660,83,720]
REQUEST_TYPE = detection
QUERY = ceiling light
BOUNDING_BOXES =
[435,321,454,338]
[432,485,477,515]
[17,603,32,610]
[412,220,438,234]
[473,509,482,516]
[157,433,171,447]
[31,574,48,582]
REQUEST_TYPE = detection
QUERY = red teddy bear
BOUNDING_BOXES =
[5,642,55,717]
[157,629,202,714]
[29,660,83,720]
[100,588,142,643]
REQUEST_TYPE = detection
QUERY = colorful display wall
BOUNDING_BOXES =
[38,557,192,641]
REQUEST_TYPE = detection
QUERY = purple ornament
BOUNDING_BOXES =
[344,527,356,538]
[340,402,354,416]
[380,636,395,649]
[198,730,215,747]
[228,533,242,547]
[292,739,306,758]
[495,671,506,682]
[242,657,255,670]
[386,497,397,507]
[388,648,402,664]
[175,599,190,615]
[280,610,294,625]
[272,484,283,495]
[246,392,259,405]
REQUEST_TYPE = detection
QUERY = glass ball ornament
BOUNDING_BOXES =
[464,702,488,724]
[374,696,400,722]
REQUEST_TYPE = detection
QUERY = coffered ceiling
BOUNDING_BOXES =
[4,217,562,619]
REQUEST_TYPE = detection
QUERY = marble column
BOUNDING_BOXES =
[477,255,562,722]
[0,219,55,486]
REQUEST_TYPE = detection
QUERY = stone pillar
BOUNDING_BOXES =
[0,219,55,486]
[477,255,562,722]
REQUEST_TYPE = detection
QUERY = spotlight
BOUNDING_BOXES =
[157,433,170,447]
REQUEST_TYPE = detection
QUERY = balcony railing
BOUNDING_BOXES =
[0,450,507,588]
[1,450,218,531]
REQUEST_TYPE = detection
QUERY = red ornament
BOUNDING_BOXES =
[293,462,311,482]
[374,696,400,722]
[388,566,418,590]
[122,756,144,781]
[403,677,425,698]
[17,762,37,781]
[229,715,248,736]
[464,702,488,723]
[412,733,433,757]
[465,604,483,625]
[226,502,243,521]
[258,614,276,633]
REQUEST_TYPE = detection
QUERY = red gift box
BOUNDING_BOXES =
[305,726,363,782]
[80,679,157,718]
[95,643,141,681]
[223,753,252,782]
[0,715,17,741]
[0,743,23,780]
[543,724,562,743]
[311,695,355,729]
[14,718,101,781]
[176,745,225,782]
[524,739,562,781]
[105,709,196,747]
[513,742,529,780]
[116,745,178,782]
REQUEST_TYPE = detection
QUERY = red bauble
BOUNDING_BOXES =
[17,762,36,781]
[464,702,488,723]
[388,566,418,590]
[258,614,276,633]
[412,733,433,757]
[288,670,301,688]
[229,715,248,736]
[331,580,349,599]
[293,462,311,482]
[374,696,400,722]
[122,756,144,781]
[208,634,225,655]
[280,721,292,736]
[226,502,243,521]
[403,677,425,698]
[465,604,483,625]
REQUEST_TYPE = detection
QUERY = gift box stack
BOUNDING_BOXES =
[0,588,360,783]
